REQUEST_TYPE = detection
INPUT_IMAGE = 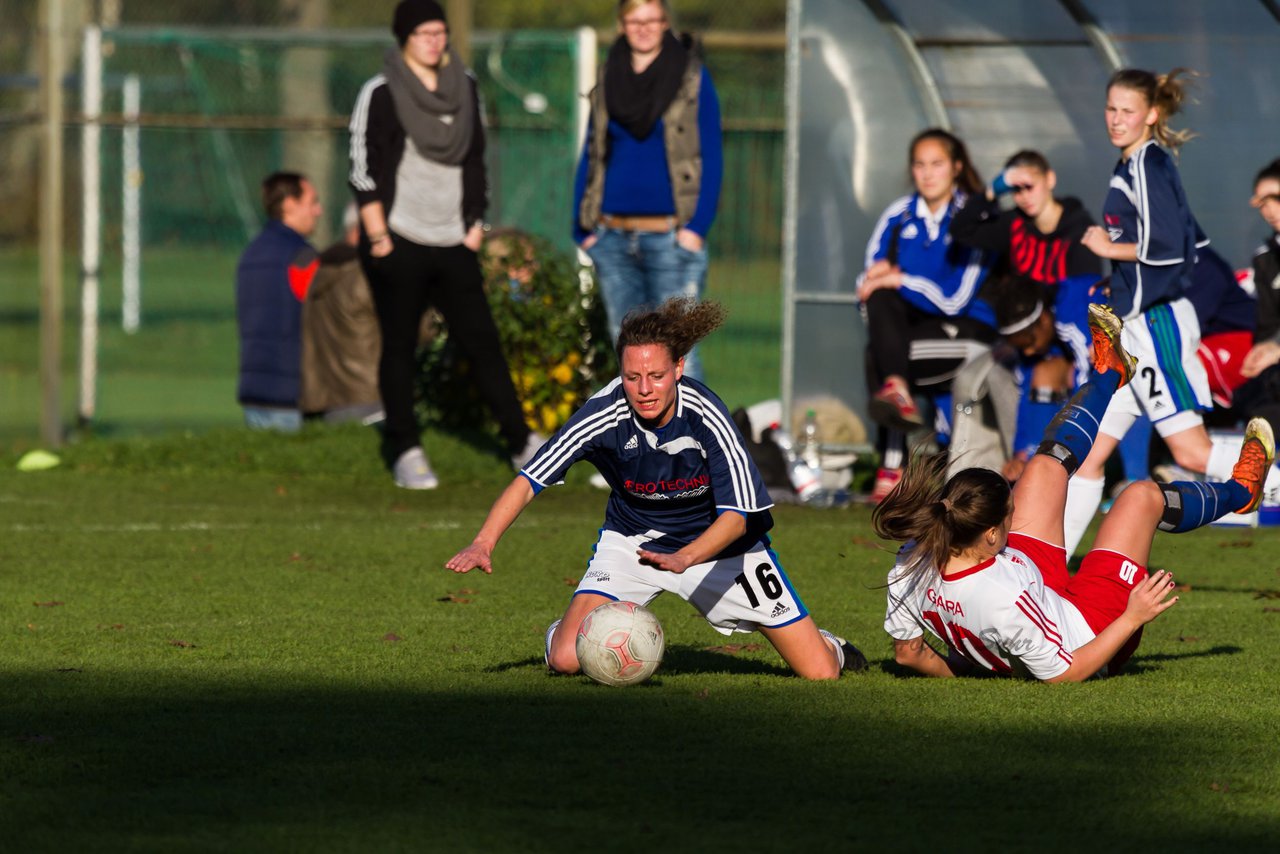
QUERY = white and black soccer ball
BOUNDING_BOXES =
[575,601,664,687]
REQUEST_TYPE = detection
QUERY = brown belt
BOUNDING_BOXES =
[599,214,676,232]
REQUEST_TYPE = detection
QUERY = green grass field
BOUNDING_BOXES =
[1,425,1278,850]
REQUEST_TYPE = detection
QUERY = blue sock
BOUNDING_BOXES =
[1119,415,1153,482]
[1156,480,1251,533]
[1035,370,1121,475]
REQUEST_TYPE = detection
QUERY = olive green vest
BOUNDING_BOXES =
[578,49,704,231]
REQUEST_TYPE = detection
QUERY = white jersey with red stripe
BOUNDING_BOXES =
[884,543,1096,680]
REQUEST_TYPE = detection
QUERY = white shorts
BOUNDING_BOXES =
[574,529,810,636]
[1100,298,1211,440]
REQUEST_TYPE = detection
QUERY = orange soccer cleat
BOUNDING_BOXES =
[1231,417,1276,514]
[1087,303,1137,388]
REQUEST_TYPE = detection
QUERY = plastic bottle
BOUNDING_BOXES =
[771,424,824,504]
[799,408,822,472]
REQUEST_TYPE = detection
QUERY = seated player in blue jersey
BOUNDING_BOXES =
[445,297,867,679]
[857,128,996,502]
[876,303,1273,681]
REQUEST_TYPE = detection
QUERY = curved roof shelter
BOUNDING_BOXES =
[783,0,1280,430]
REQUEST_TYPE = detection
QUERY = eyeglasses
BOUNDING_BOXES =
[410,27,448,41]
[623,17,667,30]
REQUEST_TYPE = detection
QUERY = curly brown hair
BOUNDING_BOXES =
[872,453,1012,581]
[615,297,726,364]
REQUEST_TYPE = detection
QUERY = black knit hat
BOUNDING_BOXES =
[393,0,447,46]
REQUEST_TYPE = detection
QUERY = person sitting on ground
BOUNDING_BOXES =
[300,202,387,426]
[235,170,322,433]
[948,272,1093,482]
[446,297,867,680]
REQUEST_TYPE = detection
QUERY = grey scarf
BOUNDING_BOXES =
[382,46,474,166]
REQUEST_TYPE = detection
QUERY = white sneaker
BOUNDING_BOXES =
[544,618,562,671]
[511,431,547,471]
[393,447,438,490]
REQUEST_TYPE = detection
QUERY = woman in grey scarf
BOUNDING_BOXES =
[348,0,542,490]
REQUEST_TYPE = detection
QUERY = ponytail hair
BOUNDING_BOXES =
[908,128,984,198]
[872,453,1012,580]
[1107,67,1198,150]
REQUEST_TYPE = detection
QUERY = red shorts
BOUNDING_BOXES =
[1008,534,1148,674]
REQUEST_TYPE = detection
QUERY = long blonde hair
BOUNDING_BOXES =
[1108,67,1198,150]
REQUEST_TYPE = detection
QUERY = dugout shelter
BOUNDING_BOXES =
[782,0,1280,438]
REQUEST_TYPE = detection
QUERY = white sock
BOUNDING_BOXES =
[1204,435,1240,482]
[818,628,845,669]
[1064,475,1105,556]
[544,619,562,670]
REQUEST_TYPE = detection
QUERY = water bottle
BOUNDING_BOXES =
[771,424,824,504]
[799,409,822,472]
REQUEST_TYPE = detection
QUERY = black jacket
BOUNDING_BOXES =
[1253,233,1280,344]
[347,72,487,234]
[952,195,1102,284]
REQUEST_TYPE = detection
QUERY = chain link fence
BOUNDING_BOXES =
[0,0,786,443]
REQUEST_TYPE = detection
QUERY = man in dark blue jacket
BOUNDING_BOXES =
[236,171,322,431]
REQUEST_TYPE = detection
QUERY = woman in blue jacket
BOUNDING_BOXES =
[858,128,995,501]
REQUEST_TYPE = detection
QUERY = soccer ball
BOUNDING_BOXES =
[575,601,664,687]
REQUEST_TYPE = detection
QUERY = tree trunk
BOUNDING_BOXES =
[280,0,333,245]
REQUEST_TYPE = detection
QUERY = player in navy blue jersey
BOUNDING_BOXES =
[1063,68,1242,554]
[445,298,866,679]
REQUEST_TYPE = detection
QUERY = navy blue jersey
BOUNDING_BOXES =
[1102,141,1208,319]
[521,376,774,557]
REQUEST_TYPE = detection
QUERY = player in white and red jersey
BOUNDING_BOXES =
[446,297,866,680]
[877,303,1274,682]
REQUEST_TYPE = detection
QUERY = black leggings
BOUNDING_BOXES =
[360,236,528,463]
[864,289,997,390]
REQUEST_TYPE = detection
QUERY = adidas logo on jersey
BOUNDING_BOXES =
[624,435,639,450]
[770,602,791,619]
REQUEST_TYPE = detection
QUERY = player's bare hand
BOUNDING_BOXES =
[370,236,394,258]
[676,228,704,252]
[1123,569,1178,626]
[637,549,693,574]
[1001,455,1027,483]
[463,223,485,252]
[579,233,598,252]
[445,544,493,574]
[1080,225,1111,258]
[1241,341,1280,379]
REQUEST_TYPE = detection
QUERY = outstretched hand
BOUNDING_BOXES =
[637,549,694,574]
[1124,569,1179,626]
[445,543,493,575]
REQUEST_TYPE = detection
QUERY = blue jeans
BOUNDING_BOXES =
[243,406,302,433]
[587,227,710,380]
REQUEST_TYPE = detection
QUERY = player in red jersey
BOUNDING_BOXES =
[875,303,1273,682]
